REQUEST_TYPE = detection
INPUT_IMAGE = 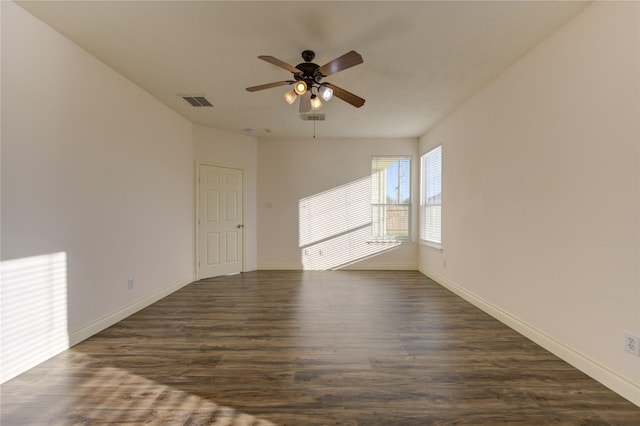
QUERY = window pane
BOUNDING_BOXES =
[371,156,411,239]
[372,205,410,238]
[421,146,442,243]
[372,157,411,204]
[424,205,441,243]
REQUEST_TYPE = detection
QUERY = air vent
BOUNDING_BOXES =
[180,95,213,107]
[300,114,325,121]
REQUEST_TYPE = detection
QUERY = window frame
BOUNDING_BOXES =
[370,155,413,242]
[420,145,442,248]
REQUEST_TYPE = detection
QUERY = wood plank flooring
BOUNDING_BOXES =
[2,270,639,425]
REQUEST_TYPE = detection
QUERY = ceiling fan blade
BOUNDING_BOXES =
[258,55,300,74]
[325,83,365,108]
[318,51,363,77]
[245,81,292,92]
[299,91,311,113]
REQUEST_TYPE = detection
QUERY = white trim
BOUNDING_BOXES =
[69,273,194,346]
[419,240,443,252]
[340,263,417,271]
[257,264,418,271]
[195,161,201,280]
[257,264,305,270]
[419,267,640,408]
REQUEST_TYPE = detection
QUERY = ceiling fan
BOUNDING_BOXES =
[246,50,365,113]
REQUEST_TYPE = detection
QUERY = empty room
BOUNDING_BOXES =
[1,1,639,424]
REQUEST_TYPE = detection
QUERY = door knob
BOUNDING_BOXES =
[237,224,244,229]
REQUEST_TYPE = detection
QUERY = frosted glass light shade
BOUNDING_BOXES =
[319,86,333,101]
[310,95,322,110]
[283,90,297,105]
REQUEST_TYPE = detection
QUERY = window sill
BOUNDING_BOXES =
[367,239,412,245]
[419,240,442,252]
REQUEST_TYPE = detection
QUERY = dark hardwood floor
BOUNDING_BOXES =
[2,270,639,425]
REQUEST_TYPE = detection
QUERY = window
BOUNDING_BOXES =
[421,146,442,244]
[371,156,411,239]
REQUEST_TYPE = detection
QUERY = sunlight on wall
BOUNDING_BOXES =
[1,252,69,383]
[299,178,400,270]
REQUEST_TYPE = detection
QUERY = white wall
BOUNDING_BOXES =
[418,1,639,405]
[193,125,258,272]
[1,2,195,382]
[258,137,419,270]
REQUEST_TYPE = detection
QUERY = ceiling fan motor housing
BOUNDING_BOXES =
[295,50,324,88]
[296,63,322,82]
[301,50,315,62]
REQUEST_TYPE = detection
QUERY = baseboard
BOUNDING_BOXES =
[419,267,640,407]
[256,264,418,271]
[69,273,195,346]
[340,263,417,271]
[257,264,303,270]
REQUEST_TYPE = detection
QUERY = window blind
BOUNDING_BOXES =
[421,146,442,244]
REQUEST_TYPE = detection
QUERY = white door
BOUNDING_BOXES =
[198,165,243,279]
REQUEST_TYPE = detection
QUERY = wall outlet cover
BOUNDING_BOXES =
[624,332,640,356]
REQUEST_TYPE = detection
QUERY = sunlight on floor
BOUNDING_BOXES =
[1,350,277,425]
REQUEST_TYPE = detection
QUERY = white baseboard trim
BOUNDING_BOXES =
[341,263,418,271]
[69,273,195,346]
[257,264,303,270]
[419,267,640,407]
[256,264,418,271]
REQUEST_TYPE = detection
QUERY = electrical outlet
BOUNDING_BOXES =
[127,278,134,290]
[624,332,640,356]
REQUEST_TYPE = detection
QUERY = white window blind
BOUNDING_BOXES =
[371,156,411,239]
[421,146,442,244]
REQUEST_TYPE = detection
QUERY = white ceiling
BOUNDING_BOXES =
[16,1,590,139]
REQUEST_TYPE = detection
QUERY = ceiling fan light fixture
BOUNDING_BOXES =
[293,80,307,95]
[283,89,297,105]
[319,86,333,101]
[247,50,365,109]
[310,94,322,110]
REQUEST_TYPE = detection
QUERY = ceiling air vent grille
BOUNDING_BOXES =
[181,95,213,107]
[300,114,325,121]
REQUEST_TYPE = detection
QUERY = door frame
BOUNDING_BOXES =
[195,162,245,280]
